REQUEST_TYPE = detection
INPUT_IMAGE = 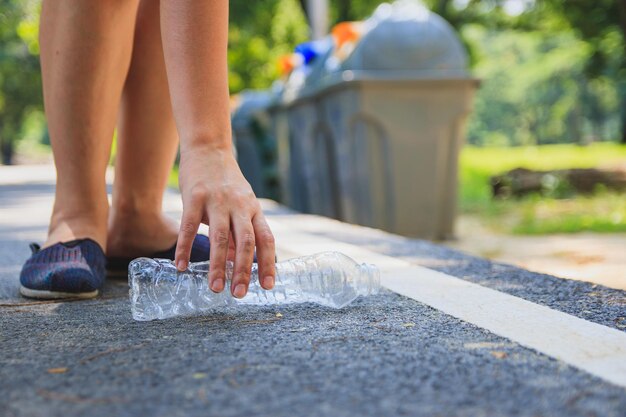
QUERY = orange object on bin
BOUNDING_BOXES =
[331,22,361,48]
[278,54,297,76]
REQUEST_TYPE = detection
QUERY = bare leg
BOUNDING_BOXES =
[40,0,139,249]
[107,0,180,258]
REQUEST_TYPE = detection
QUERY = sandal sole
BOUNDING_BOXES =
[19,286,99,300]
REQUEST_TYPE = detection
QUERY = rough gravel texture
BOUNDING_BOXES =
[3,288,626,417]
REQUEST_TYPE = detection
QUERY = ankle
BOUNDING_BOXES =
[108,206,164,232]
[107,210,178,257]
[46,211,108,249]
[111,193,163,220]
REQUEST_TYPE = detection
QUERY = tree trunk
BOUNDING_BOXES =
[491,167,626,198]
[337,0,351,22]
[0,137,14,165]
[617,0,626,143]
[619,90,626,145]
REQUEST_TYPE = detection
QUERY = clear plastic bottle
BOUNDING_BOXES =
[129,252,380,321]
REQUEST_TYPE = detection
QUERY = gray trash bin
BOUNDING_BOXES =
[315,0,478,239]
[269,70,315,213]
[266,90,293,207]
[275,37,342,218]
[231,90,274,198]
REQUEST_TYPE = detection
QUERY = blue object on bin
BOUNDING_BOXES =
[294,42,318,65]
[295,39,332,65]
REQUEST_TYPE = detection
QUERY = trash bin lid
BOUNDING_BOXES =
[340,0,468,77]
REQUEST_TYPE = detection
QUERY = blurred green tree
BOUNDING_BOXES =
[538,0,626,143]
[463,27,617,146]
[229,0,385,93]
[297,0,382,23]
[229,0,309,92]
[427,0,624,145]
[0,0,42,165]
[1,0,624,163]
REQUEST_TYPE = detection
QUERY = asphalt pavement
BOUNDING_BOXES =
[1,165,625,417]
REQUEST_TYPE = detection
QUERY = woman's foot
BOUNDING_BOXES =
[106,209,214,277]
[19,209,109,300]
[106,210,179,259]
[44,216,108,250]
[106,234,212,278]
[20,238,106,299]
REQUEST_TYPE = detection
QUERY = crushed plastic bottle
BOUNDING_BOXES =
[129,252,380,321]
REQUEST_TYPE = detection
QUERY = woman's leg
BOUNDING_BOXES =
[107,0,180,258]
[40,0,139,249]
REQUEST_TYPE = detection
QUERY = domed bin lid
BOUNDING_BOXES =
[339,0,468,78]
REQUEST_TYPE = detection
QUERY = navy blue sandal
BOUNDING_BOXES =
[19,238,106,299]
[106,234,211,278]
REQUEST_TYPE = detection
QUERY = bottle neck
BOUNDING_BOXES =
[358,263,381,295]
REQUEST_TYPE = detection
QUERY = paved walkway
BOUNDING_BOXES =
[1,165,625,417]
[450,215,626,291]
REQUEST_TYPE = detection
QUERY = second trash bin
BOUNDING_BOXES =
[278,37,343,218]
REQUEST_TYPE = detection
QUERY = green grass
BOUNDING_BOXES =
[513,193,626,234]
[459,143,626,234]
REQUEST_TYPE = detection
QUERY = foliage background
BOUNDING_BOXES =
[1,0,625,158]
[0,0,42,164]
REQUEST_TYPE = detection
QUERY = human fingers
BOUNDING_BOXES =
[252,213,275,290]
[175,198,204,271]
[227,232,236,261]
[230,214,255,298]
[208,211,230,293]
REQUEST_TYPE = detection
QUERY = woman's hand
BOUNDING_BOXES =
[158,1,270,297]
[175,145,276,298]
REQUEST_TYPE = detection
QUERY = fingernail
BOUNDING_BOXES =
[264,276,275,289]
[233,284,247,299]
[176,260,187,271]
[210,278,224,293]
